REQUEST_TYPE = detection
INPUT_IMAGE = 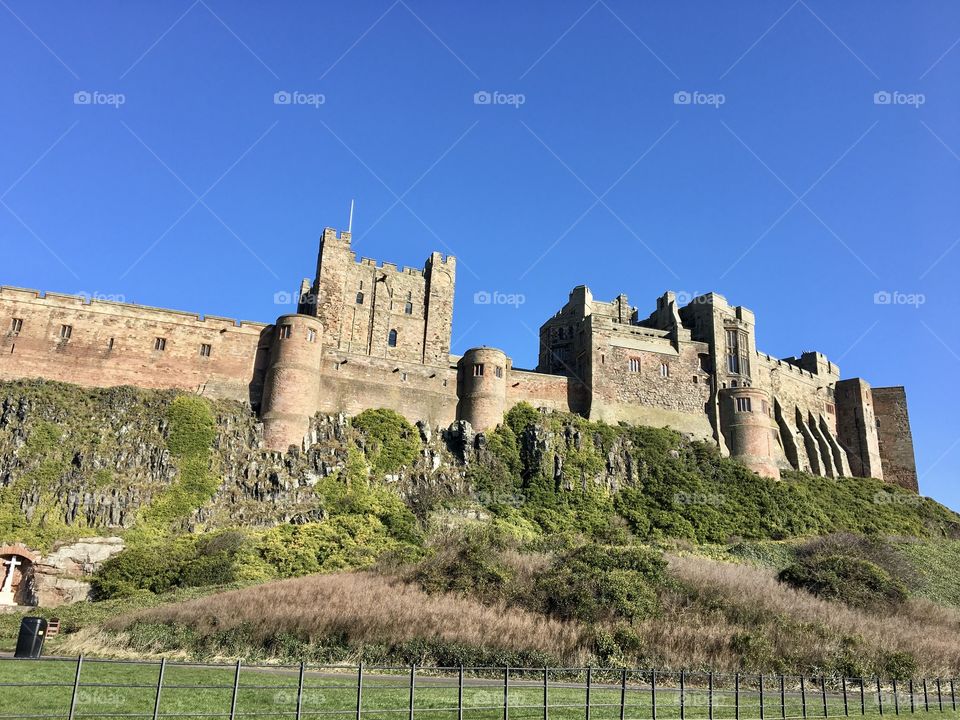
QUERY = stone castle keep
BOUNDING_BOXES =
[0,227,918,490]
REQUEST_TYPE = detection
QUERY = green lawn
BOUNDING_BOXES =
[0,659,956,720]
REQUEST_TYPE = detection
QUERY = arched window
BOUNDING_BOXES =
[388,329,398,347]
[356,292,364,304]
[404,301,413,314]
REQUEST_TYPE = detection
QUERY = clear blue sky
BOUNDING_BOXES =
[3,2,959,509]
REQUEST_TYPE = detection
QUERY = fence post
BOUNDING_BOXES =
[458,666,464,720]
[409,665,416,720]
[781,675,787,720]
[843,678,849,717]
[760,674,765,720]
[67,655,83,720]
[910,680,914,714]
[543,667,549,720]
[735,672,740,720]
[296,662,305,720]
[950,679,956,712]
[620,668,627,720]
[586,667,592,720]
[152,658,166,720]
[504,666,509,720]
[923,680,929,712]
[878,678,884,716]
[893,679,899,716]
[229,660,242,720]
[356,663,363,720]
[936,679,943,712]
[860,678,866,716]
[680,671,686,720]
[709,672,714,720]
[802,677,808,719]
[822,677,828,718]
[652,669,657,720]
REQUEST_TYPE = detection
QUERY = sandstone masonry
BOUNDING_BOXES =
[0,227,918,488]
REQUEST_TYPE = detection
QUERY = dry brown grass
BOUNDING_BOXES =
[630,555,960,675]
[107,571,586,661]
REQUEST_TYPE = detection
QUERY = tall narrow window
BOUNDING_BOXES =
[388,329,398,347]
[628,357,641,373]
[736,396,752,413]
[279,325,292,339]
[154,337,166,351]
[494,366,503,378]
[725,329,750,377]
[107,338,115,351]
[404,301,413,315]
[306,328,317,343]
[660,362,669,378]
[726,329,740,374]
[473,363,484,377]
[200,343,212,357]
[60,324,72,340]
[356,292,364,304]
[10,318,22,335]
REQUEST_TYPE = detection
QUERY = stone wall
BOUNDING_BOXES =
[834,378,884,479]
[314,351,459,431]
[873,386,919,492]
[0,287,269,405]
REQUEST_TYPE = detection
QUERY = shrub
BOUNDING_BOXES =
[257,515,403,577]
[351,409,420,476]
[779,554,908,610]
[413,526,514,600]
[534,544,666,623]
[94,530,262,598]
[165,396,216,456]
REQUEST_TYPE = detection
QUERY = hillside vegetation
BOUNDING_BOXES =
[2,381,960,676]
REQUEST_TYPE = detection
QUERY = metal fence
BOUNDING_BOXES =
[0,657,957,720]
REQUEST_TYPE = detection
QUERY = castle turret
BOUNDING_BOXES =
[457,347,508,432]
[719,386,780,479]
[260,314,323,451]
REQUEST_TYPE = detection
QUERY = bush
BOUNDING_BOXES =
[413,526,514,601]
[257,516,403,577]
[534,544,666,623]
[779,554,908,610]
[351,409,420,476]
[94,530,262,598]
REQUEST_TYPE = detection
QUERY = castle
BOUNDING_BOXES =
[0,227,917,490]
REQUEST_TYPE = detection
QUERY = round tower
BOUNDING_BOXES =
[718,386,780,479]
[260,314,323,451]
[457,347,508,432]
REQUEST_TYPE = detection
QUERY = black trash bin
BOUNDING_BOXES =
[14,617,47,658]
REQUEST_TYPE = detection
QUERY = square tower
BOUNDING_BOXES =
[303,227,455,366]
